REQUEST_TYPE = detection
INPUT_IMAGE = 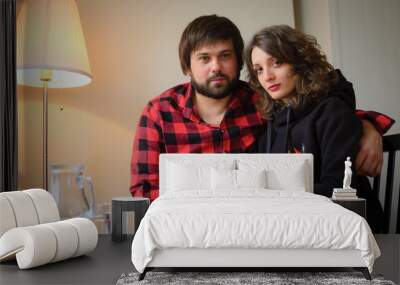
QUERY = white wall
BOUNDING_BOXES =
[18,0,295,204]
[329,0,400,135]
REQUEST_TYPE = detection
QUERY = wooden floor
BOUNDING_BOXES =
[0,235,398,284]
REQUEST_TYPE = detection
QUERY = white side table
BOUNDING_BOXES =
[111,197,150,242]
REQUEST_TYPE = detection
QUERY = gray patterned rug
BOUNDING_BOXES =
[116,271,396,285]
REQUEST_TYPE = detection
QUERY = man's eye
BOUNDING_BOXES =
[221,53,231,59]
[199,56,209,62]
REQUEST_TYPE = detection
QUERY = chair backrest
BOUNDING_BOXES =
[372,134,400,233]
[0,189,60,237]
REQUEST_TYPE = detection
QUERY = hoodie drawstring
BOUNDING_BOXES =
[284,106,291,153]
[266,120,272,153]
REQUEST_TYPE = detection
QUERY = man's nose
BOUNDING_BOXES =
[210,58,222,73]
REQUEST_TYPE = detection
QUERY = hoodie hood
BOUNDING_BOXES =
[268,69,356,153]
[273,69,355,127]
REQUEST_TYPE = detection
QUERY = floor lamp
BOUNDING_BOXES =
[16,0,92,190]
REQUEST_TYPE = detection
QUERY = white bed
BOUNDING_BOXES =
[131,154,380,280]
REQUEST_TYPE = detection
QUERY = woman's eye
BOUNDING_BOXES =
[254,68,262,75]
[272,60,282,67]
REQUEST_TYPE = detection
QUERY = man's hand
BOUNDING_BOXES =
[355,120,383,177]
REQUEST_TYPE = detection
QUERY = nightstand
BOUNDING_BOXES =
[111,197,150,242]
[332,198,366,218]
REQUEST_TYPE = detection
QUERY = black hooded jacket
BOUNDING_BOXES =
[257,69,383,232]
[258,69,362,196]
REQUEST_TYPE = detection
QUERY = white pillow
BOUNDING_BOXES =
[266,161,307,191]
[167,162,210,191]
[211,168,267,190]
[238,159,309,192]
[166,159,236,192]
[211,168,236,190]
[237,169,267,188]
[161,156,237,194]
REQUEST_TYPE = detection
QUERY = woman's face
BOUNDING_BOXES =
[251,46,297,102]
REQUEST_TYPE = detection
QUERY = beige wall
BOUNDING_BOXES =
[18,0,295,204]
[293,0,332,60]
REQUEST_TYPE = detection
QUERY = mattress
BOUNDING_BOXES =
[131,190,380,273]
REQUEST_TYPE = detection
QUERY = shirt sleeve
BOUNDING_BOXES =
[130,103,164,202]
[355,110,395,135]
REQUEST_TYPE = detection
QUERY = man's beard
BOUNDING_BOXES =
[191,73,238,99]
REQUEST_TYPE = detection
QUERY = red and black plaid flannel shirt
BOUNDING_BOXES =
[130,81,395,201]
[130,81,264,201]
[355,110,395,135]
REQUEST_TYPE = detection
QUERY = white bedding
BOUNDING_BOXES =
[131,190,380,273]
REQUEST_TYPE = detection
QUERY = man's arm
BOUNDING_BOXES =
[355,111,395,176]
[130,103,164,202]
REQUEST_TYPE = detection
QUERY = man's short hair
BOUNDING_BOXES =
[179,14,244,75]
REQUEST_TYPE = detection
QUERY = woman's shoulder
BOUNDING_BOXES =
[314,96,354,114]
[312,96,362,131]
[327,69,356,109]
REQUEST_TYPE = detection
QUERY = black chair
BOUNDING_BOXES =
[372,134,400,233]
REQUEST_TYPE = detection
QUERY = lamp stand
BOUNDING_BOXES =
[41,70,52,190]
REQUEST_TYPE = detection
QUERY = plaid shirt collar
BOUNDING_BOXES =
[179,81,255,123]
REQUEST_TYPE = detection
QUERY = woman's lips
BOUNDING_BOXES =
[268,84,281,92]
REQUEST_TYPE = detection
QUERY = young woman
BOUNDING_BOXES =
[244,25,383,232]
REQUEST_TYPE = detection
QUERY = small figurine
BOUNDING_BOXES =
[343,157,353,189]
[332,157,357,199]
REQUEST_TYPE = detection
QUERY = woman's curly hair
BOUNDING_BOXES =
[244,25,337,119]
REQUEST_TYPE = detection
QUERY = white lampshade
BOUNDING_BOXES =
[17,0,92,88]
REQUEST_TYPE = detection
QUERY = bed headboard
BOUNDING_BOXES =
[159,153,313,195]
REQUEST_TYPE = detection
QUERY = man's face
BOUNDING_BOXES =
[187,40,239,99]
